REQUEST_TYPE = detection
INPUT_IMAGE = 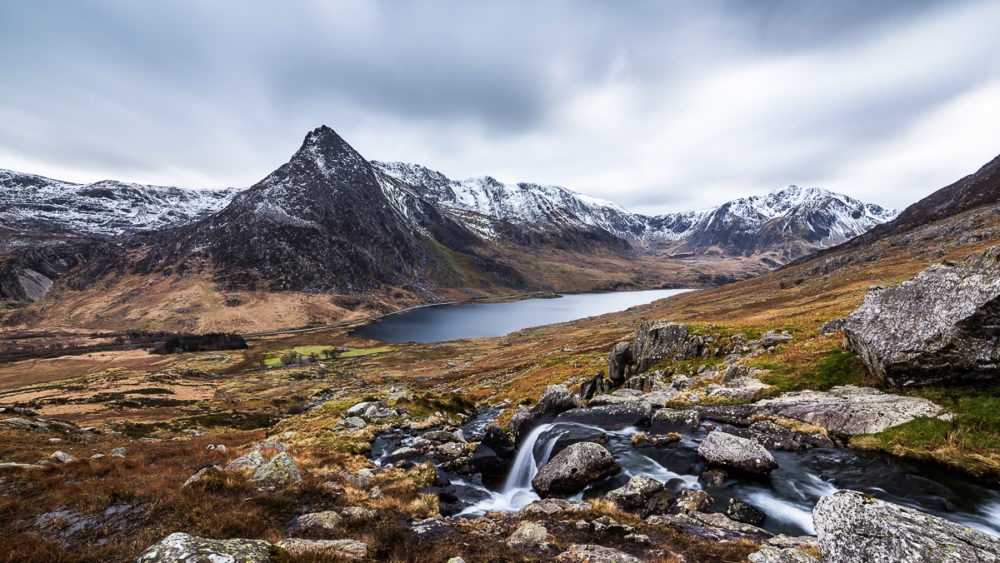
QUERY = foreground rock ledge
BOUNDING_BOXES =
[844,245,1000,387]
[134,533,274,562]
[697,430,778,474]
[813,489,1000,563]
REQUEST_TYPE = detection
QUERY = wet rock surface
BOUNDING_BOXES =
[510,385,583,443]
[844,246,1000,387]
[554,402,653,429]
[532,442,620,497]
[697,430,778,474]
[813,489,1000,563]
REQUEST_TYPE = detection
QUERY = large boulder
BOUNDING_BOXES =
[531,442,619,497]
[844,246,1000,387]
[135,533,273,562]
[650,408,700,434]
[510,385,583,443]
[607,342,634,385]
[631,321,691,374]
[554,402,653,430]
[249,452,301,488]
[607,475,664,511]
[755,386,944,437]
[697,430,777,474]
[813,489,1000,562]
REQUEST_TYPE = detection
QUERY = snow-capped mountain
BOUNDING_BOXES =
[372,161,897,256]
[0,169,240,236]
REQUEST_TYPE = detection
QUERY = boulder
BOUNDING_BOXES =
[646,511,774,543]
[693,404,759,426]
[843,246,1000,387]
[650,408,700,433]
[531,442,619,497]
[277,538,367,560]
[481,424,516,458]
[385,446,421,464]
[287,510,342,533]
[554,402,653,430]
[748,547,820,563]
[510,385,583,443]
[408,516,460,539]
[555,544,642,563]
[698,468,727,488]
[51,451,77,463]
[631,321,691,373]
[507,521,549,547]
[519,498,592,516]
[607,475,664,511]
[182,465,225,488]
[721,420,834,451]
[224,451,266,472]
[341,416,367,429]
[674,489,712,514]
[727,498,766,526]
[813,489,1000,562]
[607,342,634,385]
[579,373,607,400]
[471,444,509,486]
[697,430,777,474]
[758,331,794,348]
[755,386,944,437]
[111,447,126,458]
[135,533,272,562]
[423,430,465,443]
[249,452,301,488]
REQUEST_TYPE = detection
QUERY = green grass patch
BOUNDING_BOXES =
[263,345,392,367]
[754,349,870,393]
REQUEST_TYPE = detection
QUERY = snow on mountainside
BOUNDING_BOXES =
[372,161,897,254]
[0,169,240,236]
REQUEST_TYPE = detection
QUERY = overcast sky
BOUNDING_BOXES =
[2,1,999,215]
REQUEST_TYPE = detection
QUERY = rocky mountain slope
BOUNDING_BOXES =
[0,169,240,237]
[374,162,896,259]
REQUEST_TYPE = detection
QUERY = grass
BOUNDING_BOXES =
[851,384,1000,478]
[263,346,393,367]
[751,338,875,394]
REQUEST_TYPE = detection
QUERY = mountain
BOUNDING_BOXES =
[0,169,240,237]
[373,162,896,259]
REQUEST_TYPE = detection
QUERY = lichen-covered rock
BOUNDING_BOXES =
[507,521,549,547]
[607,341,634,385]
[697,430,777,474]
[249,452,301,488]
[844,246,1000,387]
[650,408,700,433]
[748,547,819,563]
[182,465,225,488]
[287,510,342,533]
[674,489,712,514]
[631,321,691,374]
[276,538,367,560]
[134,532,273,562]
[727,498,766,526]
[813,489,1000,563]
[51,450,77,463]
[510,385,583,443]
[224,451,266,472]
[519,498,592,516]
[646,511,774,543]
[608,475,664,511]
[554,544,642,563]
[755,386,944,436]
[554,402,653,430]
[532,442,620,497]
[758,331,793,348]
[721,420,834,451]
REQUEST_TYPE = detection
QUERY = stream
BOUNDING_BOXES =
[372,419,1000,537]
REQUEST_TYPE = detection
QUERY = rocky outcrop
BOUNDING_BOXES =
[748,547,819,563]
[720,420,833,451]
[646,511,774,543]
[844,246,1000,387]
[650,408,700,433]
[755,386,944,437]
[607,342,633,385]
[554,402,653,429]
[813,489,1000,562]
[532,442,620,497]
[510,385,583,443]
[631,321,693,373]
[277,538,368,559]
[697,430,777,474]
[135,533,273,562]
[249,452,301,488]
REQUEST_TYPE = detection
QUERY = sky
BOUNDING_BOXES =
[1,1,999,215]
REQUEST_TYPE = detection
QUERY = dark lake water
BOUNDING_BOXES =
[351,288,690,343]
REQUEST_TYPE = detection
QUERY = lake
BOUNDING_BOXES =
[351,288,690,343]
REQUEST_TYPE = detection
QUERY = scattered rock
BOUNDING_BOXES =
[650,408,700,433]
[510,385,583,443]
[697,430,777,474]
[249,452,301,488]
[608,475,664,511]
[287,510,342,533]
[341,416,367,429]
[520,498,592,516]
[385,446,421,465]
[818,318,847,334]
[51,451,77,463]
[508,521,549,547]
[408,516,460,539]
[555,544,642,563]
[748,547,820,563]
[727,498,766,526]
[844,246,1000,386]
[674,489,712,514]
[369,485,383,499]
[340,506,377,521]
[647,511,774,543]
[532,442,620,497]
[182,465,225,488]
[225,451,266,472]
[135,533,272,562]
[607,341,634,385]
[554,402,653,429]
[252,441,287,453]
[277,538,367,560]
[721,420,834,451]
[758,331,793,348]
[813,489,1000,562]
[111,447,126,458]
